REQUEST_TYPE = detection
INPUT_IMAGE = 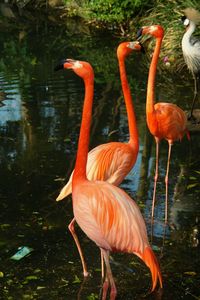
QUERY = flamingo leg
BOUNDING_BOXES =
[152,137,160,220]
[164,142,172,224]
[102,273,109,300]
[68,218,89,277]
[100,249,105,279]
[101,248,117,300]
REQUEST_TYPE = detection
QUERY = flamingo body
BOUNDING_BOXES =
[56,41,140,202]
[137,25,189,222]
[56,42,141,279]
[57,141,137,200]
[55,58,162,298]
[73,180,147,253]
[147,102,188,143]
[73,179,162,291]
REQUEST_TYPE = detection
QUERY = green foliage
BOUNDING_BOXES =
[86,0,151,25]
[87,293,98,300]
[60,0,200,73]
[138,0,200,73]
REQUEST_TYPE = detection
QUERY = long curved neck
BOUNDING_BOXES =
[118,55,139,146]
[146,37,162,114]
[73,75,94,183]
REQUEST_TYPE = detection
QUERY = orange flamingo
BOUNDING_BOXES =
[56,41,141,276]
[55,58,162,299]
[136,25,190,223]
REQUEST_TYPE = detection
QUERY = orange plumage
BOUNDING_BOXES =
[56,41,141,277]
[73,180,162,292]
[56,42,140,201]
[148,103,188,142]
[57,142,136,199]
[137,25,190,222]
[56,58,162,299]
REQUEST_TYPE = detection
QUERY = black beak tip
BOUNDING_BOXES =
[136,28,143,40]
[54,59,67,72]
[54,63,64,72]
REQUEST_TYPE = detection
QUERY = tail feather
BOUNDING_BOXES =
[56,181,72,201]
[142,246,163,292]
[56,172,73,201]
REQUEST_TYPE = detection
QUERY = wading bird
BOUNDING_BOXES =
[181,8,200,121]
[56,41,142,276]
[55,58,162,299]
[137,25,190,223]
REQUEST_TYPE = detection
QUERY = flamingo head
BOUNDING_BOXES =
[54,59,94,80]
[136,25,164,39]
[117,41,144,59]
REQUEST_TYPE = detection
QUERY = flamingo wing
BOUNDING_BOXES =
[87,142,136,185]
[56,142,136,201]
[73,180,162,290]
[147,102,187,142]
[73,180,148,254]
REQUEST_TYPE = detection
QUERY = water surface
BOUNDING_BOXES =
[0,17,200,300]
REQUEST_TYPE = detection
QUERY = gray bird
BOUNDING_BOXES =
[181,8,200,121]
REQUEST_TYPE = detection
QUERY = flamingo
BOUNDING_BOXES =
[136,25,190,223]
[56,41,141,276]
[181,8,200,121]
[55,58,162,299]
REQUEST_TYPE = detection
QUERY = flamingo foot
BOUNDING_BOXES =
[110,286,117,300]
[102,278,109,300]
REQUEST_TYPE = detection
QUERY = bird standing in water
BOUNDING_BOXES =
[55,58,162,299]
[137,25,189,223]
[56,41,141,276]
[181,8,200,121]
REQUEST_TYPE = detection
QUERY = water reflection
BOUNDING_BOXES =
[0,76,21,126]
[0,18,200,300]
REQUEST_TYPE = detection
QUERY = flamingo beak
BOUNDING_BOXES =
[136,28,143,40]
[54,59,67,71]
[54,59,76,71]
[129,41,145,53]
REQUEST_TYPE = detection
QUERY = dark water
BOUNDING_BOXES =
[0,17,200,300]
